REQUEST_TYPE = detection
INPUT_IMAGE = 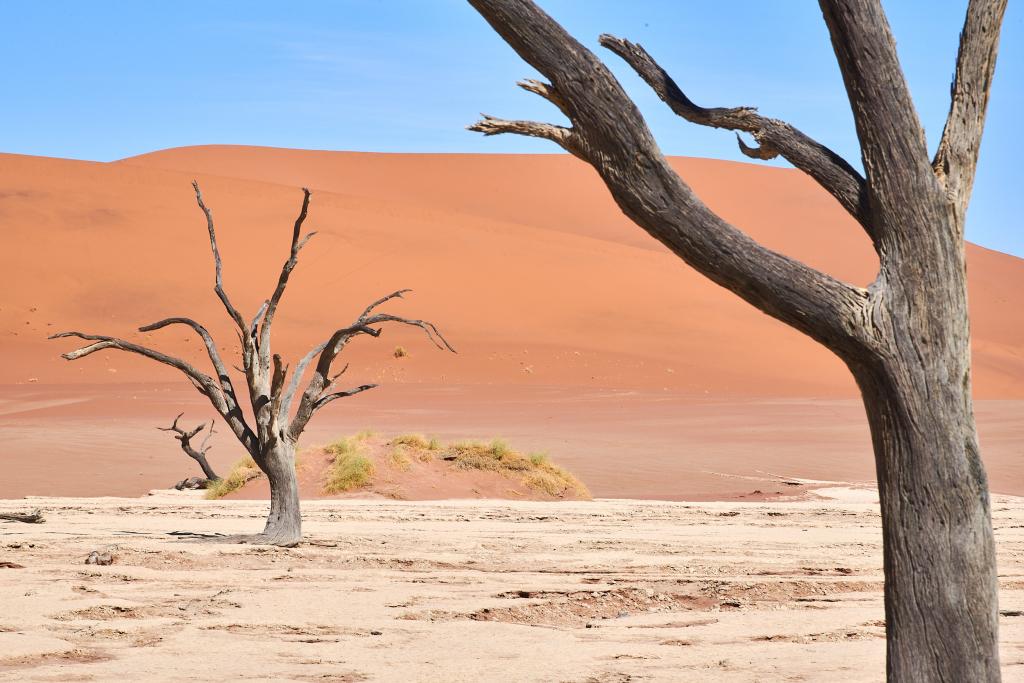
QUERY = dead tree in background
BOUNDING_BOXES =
[158,413,219,484]
[467,0,1007,679]
[52,183,454,546]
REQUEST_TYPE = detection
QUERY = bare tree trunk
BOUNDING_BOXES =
[856,370,998,680]
[848,228,999,680]
[256,441,302,547]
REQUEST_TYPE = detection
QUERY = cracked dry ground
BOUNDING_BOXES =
[1,497,1023,682]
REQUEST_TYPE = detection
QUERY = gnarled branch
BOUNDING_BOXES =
[278,340,328,425]
[467,0,871,356]
[51,331,259,454]
[158,413,219,480]
[468,114,582,158]
[286,292,455,441]
[139,316,244,417]
[157,412,205,441]
[933,0,1007,223]
[597,34,870,235]
[518,78,570,116]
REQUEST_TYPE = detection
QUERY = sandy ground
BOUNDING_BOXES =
[0,492,1022,682]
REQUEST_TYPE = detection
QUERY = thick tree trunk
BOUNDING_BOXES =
[257,441,302,547]
[848,232,1000,680]
[856,368,999,681]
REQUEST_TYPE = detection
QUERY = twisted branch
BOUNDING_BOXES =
[467,0,871,355]
[139,316,242,412]
[597,35,869,234]
[158,412,219,480]
[468,115,582,159]
[286,291,455,441]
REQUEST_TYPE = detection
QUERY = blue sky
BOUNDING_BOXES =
[0,1,1020,256]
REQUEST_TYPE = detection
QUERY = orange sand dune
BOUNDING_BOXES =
[4,145,1023,397]
[2,146,1022,500]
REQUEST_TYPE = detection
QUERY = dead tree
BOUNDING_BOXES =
[467,0,1007,679]
[158,413,219,483]
[51,183,454,547]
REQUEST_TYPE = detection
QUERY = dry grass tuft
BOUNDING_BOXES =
[436,440,590,499]
[393,346,408,359]
[323,453,374,494]
[392,434,430,449]
[326,437,357,456]
[387,447,413,472]
[391,434,441,462]
[323,438,374,494]
[205,455,262,499]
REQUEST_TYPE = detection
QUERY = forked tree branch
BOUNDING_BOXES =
[158,413,220,480]
[139,316,243,413]
[278,340,329,425]
[518,78,570,116]
[51,331,259,454]
[158,412,205,441]
[469,115,582,158]
[933,0,1008,222]
[597,35,871,236]
[467,0,871,355]
[286,291,455,441]
[272,289,412,425]
[53,185,453,467]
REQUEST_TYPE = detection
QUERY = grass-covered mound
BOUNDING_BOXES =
[204,431,591,501]
[431,438,591,499]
